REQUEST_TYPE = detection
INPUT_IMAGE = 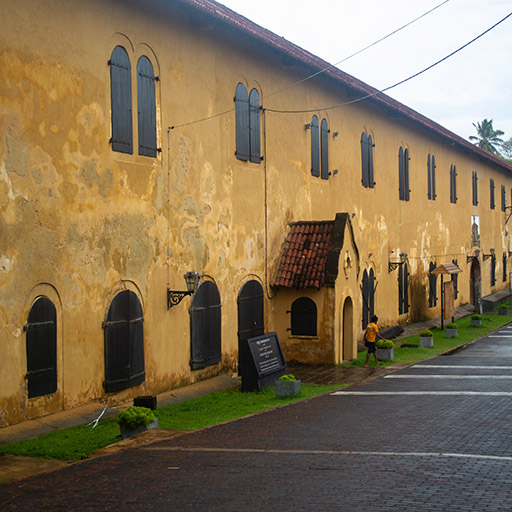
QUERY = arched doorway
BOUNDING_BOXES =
[342,297,354,362]
[237,280,264,376]
[470,258,482,312]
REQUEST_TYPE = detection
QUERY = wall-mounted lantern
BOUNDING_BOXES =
[388,252,408,273]
[167,271,201,309]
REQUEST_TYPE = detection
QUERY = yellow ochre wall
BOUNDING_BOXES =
[1,0,511,425]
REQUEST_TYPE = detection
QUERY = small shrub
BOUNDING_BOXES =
[117,406,155,430]
[419,329,433,337]
[376,339,394,349]
[446,322,458,329]
[498,304,509,310]
[278,374,296,382]
[471,314,483,320]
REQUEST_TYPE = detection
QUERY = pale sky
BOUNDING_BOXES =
[219,0,512,143]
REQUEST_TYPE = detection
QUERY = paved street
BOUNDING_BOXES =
[2,326,512,511]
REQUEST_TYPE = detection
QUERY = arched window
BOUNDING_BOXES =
[398,263,409,315]
[190,281,222,369]
[25,297,57,398]
[310,115,320,177]
[427,154,436,200]
[361,269,376,329]
[450,164,457,204]
[235,83,261,163]
[361,133,374,188]
[103,290,145,393]
[137,56,157,157]
[320,118,329,180]
[110,46,133,154]
[398,147,410,201]
[428,261,437,308]
[291,297,317,336]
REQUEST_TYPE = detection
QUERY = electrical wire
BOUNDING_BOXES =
[266,11,512,114]
[263,0,450,101]
[170,1,450,129]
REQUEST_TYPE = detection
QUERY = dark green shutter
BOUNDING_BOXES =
[235,83,250,161]
[320,118,329,180]
[249,89,261,163]
[311,115,319,177]
[137,56,157,157]
[110,46,133,154]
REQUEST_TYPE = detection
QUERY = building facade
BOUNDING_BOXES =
[1,0,511,426]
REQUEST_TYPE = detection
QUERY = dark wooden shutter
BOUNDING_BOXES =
[320,118,329,180]
[235,83,250,161]
[404,148,410,201]
[452,259,459,299]
[398,147,405,200]
[249,89,261,163]
[429,261,437,307]
[361,270,370,329]
[368,135,374,187]
[237,280,264,375]
[427,154,432,200]
[110,46,133,154]
[403,263,409,314]
[369,268,376,320]
[431,155,436,199]
[503,253,507,282]
[398,263,409,315]
[291,297,317,336]
[311,115,320,177]
[450,165,457,203]
[190,281,222,369]
[490,179,495,209]
[104,290,145,393]
[473,172,478,206]
[491,253,496,286]
[361,133,369,188]
[502,185,506,212]
[137,56,157,157]
[25,297,57,398]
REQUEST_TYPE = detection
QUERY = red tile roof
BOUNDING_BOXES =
[273,221,334,289]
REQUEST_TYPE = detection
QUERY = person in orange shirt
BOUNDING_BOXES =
[364,315,385,368]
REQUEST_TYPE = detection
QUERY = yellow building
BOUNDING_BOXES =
[1,0,511,426]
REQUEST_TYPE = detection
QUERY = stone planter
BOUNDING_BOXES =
[419,336,434,348]
[376,348,394,361]
[275,380,301,398]
[471,318,482,327]
[120,418,159,440]
[444,328,458,338]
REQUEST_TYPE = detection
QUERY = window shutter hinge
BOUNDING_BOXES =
[107,59,112,66]
[155,76,160,82]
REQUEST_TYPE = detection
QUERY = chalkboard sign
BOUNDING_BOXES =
[248,332,286,377]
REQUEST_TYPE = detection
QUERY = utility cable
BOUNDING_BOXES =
[266,10,512,114]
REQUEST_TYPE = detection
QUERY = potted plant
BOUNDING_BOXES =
[376,339,394,361]
[117,406,159,440]
[445,322,458,338]
[498,304,510,315]
[471,313,483,327]
[275,374,301,397]
[419,329,434,348]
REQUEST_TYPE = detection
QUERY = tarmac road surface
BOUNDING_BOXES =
[2,325,512,511]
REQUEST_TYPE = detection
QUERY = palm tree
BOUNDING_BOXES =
[469,119,504,155]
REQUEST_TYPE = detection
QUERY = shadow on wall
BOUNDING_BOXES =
[410,274,428,323]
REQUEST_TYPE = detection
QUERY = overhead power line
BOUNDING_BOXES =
[266,10,512,115]
[170,1,449,129]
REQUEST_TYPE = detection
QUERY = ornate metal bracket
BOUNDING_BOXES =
[167,289,193,309]
[467,255,479,264]
[482,253,493,261]
[388,252,408,273]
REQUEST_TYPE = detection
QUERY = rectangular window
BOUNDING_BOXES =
[361,133,375,188]
[490,179,495,209]
[502,185,506,212]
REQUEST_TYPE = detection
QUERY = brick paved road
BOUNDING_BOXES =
[2,326,512,511]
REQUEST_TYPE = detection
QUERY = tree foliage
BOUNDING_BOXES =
[469,118,504,155]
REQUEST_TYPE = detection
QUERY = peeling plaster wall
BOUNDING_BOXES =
[1,0,512,425]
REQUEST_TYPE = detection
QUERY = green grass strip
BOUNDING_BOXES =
[0,383,341,461]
